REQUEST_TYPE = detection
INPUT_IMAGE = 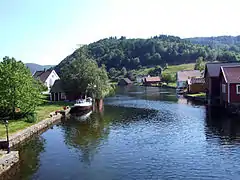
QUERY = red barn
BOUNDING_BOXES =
[219,66,240,107]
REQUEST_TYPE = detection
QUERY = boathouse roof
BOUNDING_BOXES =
[50,80,64,93]
[122,78,133,84]
[144,76,161,82]
[205,62,240,77]
[177,70,201,81]
[220,66,240,83]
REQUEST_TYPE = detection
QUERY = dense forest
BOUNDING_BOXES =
[56,35,240,74]
[187,36,240,53]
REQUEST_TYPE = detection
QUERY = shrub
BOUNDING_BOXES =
[25,112,37,123]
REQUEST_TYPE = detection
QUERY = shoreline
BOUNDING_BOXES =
[0,108,70,176]
[183,94,207,103]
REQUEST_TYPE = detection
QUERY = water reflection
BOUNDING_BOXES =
[4,86,240,180]
[116,86,178,102]
[205,106,240,145]
[1,136,46,180]
[62,106,158,165]
[62,112,110,164]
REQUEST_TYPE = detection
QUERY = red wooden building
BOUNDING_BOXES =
[204,62,240,99]
[219,66,240,107]
[143,76,161,86]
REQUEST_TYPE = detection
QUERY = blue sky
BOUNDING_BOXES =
[0,0,239,65]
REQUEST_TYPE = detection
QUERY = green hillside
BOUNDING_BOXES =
[55,35,240,76]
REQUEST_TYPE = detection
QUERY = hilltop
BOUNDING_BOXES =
[55,35,240,76]
[187,36,240,53]
[26,63,54,74]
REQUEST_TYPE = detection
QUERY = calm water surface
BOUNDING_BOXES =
[3,86,240,180]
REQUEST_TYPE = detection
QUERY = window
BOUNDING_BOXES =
[222,84,226,93]
[236,85,240,94]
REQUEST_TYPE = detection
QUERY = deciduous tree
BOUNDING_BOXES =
[0,57,43,118]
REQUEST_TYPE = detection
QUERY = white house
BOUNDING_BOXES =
[176,70,202,89]
[33,69,60,93]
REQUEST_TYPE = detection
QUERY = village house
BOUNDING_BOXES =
[219,65,240,107]
[33,69,60,93]
[118,78,133,86]
[204,62,240,99]
[176,70,202,89]
[50,80,66,101]
[187,77,205,94]
[142,76,161,86]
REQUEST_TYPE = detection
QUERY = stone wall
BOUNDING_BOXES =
[0,108,70,176]
[0,151,19,175]
[2,108,70,147]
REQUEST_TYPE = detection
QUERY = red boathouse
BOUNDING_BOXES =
[219,66,240,107]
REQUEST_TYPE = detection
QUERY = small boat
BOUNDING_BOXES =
[70,98,93,113]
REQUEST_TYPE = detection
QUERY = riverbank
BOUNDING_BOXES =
[0,102,72,138]
[0,104,71,176]
[161,84,176,89]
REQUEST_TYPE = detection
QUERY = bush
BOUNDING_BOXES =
[162,73,176,84]
[25,112,37,123]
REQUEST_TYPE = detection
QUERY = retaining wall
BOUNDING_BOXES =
[0,108,70,176]
[0,151,19,175]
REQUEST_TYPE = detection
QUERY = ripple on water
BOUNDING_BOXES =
[4,86,240,180]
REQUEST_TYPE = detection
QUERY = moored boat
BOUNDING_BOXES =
[70,97,93,113]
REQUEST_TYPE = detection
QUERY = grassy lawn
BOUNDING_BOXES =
[132,67,154,76]
[0,102,72,138]
[132,64,194,77]
[163,63,195,75]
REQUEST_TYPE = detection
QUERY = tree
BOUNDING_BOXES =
[132,57,140,67]
[149,66,162,76]
[0,57,43,119]
[150,53,161,65]
[55,35,240,75]
[121,67,127,76]
[162,73,176,85]
[127,71,135,81]
[61,50,111,100]
[109,67,117,78]
[194,57,205,71]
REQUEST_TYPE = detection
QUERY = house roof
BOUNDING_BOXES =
[144,76,161,82]
[220,66,240,83]
[50,80,64,93]
[205,62,240,77]
[33,70,52,83]
[188,77,205,84]
[177,70,201,81]
[121,78,132,84]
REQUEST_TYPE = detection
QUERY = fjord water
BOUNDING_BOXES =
[4,86,240,180]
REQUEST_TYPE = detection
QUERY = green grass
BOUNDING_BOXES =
[132,67,155,76]
[131,64,195,77]
[0,102,72,138]
[163,63,195,75]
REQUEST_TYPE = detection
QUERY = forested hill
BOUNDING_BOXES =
[187,36,240,53]
[56,35,240,72]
